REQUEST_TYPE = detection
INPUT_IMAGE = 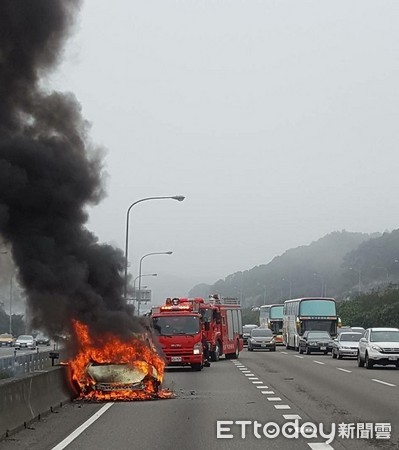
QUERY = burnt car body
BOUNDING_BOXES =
[299,330,333,355]
[85,362,160,393]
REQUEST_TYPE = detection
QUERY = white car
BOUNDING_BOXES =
[332,332,362,359]
[358,327,399,369]
[15,335,36,350]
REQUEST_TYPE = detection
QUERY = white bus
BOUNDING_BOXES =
[283,297,341,350]
[259,305,273,328]
[268,304,284,344]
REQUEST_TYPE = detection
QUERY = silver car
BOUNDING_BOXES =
[15,334,36,350]
[332,332,362,359]
[248,328,276,351]
[358,327,399,369]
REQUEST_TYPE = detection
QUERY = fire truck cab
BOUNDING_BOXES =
[151,298,205,371]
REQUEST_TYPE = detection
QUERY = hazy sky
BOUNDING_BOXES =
[48,0,399,302]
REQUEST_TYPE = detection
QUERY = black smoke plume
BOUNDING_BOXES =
[0,1,141,339]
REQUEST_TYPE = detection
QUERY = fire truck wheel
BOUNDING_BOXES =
[211,342,221,361]
[191,363,203,371]
[225,341,239,359]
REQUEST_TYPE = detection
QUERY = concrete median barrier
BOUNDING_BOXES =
[0,366,76,439]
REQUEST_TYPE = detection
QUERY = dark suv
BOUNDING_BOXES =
[299,330,333,355]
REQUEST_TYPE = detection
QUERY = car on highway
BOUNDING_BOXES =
[242,324,258,345]
[358,327,399,369]
[350,327,365,335]
[298,330,333,355]
[14,334,36,350]
[0,333,15,347]
[247,328,276,351]
[331,332,362,359]
[35,333,51,346]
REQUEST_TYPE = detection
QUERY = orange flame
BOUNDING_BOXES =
[68,320,174,401]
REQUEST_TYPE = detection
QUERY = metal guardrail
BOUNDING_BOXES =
[0,350,55,377]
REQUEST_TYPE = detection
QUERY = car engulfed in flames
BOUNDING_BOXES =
[68,320,173,401]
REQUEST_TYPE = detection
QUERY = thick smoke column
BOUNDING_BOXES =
[0,1,140,338]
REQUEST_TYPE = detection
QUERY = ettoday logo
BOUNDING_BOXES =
[216,420,392,443]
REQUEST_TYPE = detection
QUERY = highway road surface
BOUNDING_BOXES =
[0,347,398,450]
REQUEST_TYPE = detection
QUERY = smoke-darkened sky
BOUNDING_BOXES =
[47,0,399,302]
[0,0,143,336]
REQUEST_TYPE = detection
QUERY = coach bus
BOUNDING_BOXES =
[259,304,273,328]
[283,297,341,350]
[268,304,284,344]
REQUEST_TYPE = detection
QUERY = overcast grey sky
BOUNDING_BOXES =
[48,0,399,302]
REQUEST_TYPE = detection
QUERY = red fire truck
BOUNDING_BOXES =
[197,294,243,361]
[151,298,205,371]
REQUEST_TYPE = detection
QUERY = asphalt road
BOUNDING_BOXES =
[0,347,398,450]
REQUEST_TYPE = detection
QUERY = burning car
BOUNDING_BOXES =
[69,321,172,401]
[84,361,160,394]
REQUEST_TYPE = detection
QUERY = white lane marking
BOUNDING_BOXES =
[313,360,325,365]
[261,391,275,394]
[51,403,114,450]
[372,379,396,387]
[337,368,352,373]
[244,373,255,376]
[267,397,282,401]
[252,381,263,384]
[274,405,290,410]
[308,443,335,450]
[294,355,304,359]
[280,351,288,354]
[256,385,269,389]
[283,414,302,420]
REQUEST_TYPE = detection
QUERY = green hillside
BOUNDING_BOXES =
[189,230,388,306]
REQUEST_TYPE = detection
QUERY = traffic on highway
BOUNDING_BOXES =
[0,296,398,450]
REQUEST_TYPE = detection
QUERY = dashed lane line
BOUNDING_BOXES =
[307,443,335,449]
[337,368,352,373]
[231,360,335,450]
[371,379,396,387]
[283,414,302,420]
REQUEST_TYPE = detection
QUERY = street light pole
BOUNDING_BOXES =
[282,278,292,299]
[132,273,157,306]
[313,273,326,297]
[9,274,15,335]
[373,266,389,282]
[123,195,184,300]
[349,267,362,294]
[138,251,173,315]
